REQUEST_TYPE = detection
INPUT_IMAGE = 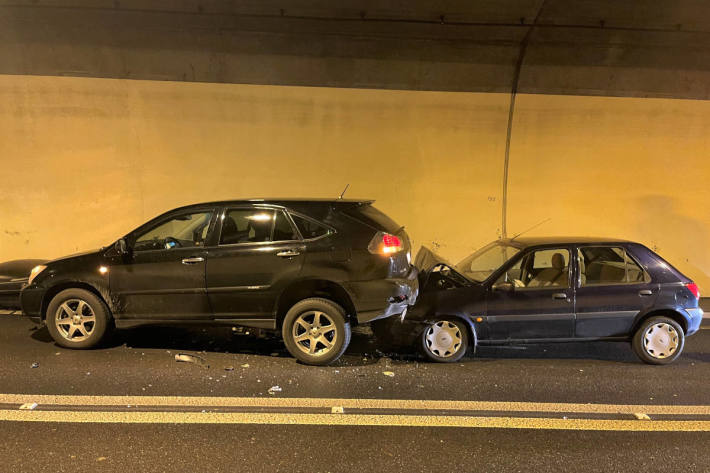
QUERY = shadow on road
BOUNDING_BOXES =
[25,321,696,366]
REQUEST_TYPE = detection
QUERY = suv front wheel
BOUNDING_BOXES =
[282,298,351,366]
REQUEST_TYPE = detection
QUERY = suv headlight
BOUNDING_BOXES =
[27,265,47,285]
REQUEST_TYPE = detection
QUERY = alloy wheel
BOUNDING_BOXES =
[54,299,96,342]
[292,310,338,357]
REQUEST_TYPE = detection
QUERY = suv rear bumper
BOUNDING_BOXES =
[346,268,419,324]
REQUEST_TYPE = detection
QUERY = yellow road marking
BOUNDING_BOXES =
[0,409,708,431]
[1,394,709,415]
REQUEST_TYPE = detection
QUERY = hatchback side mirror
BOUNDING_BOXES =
[115,238,129,255]
[492,281,514,292]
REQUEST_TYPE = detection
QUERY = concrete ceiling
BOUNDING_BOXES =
[1,0,709,98]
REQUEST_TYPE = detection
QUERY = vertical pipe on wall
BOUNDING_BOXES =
[501,1,546,238]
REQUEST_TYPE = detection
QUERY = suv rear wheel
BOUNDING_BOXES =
[282,298,351,366]
[45,288,112,349]
[632,316,685,365]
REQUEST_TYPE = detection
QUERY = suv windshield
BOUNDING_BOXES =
[455,241,521,282]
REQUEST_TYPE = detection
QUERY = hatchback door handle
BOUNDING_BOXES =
[181,257,204,265]
[552,293,568,300]
[639,289,653,296]
[276,250,301,258]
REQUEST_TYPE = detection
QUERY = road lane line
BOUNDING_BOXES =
[1,410,709,431]
[0,394,709,415]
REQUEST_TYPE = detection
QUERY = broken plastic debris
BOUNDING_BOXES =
[383,371,395,377]
[224,366,234,371]
[331,406,344,414]
[634,413,651,420]
[240,363,250,368]
[19,403,37,410]
[267,385,282,395]
[31,362,39,369]
[174,353,209,369]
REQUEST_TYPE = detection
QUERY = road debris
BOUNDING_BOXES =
[174,353,209,369]
[634,413,651,420]
[331,406,344,414]
[383,371,395,377]
[224,366,234,371]
[19,403,37,410]
[30,362,39,369]
[268,385,282,395]
[241,363,250,368]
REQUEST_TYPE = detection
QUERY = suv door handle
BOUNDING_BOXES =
[276,250,301,258]
[181,257,205,265]
[639,289,653,296]
[552,293,569,300]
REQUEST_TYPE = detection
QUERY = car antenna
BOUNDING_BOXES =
[338,184,350,200]
[510,218,552,240]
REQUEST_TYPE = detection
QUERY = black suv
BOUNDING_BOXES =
[20,199,418,365]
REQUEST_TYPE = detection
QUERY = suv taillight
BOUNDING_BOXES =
[686,283,700,299]
[368,231,403,255]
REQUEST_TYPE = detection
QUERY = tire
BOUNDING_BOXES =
[420,318,469,363]
[632,316,685,365]
[45,288,112,349]
[282,297,351,366]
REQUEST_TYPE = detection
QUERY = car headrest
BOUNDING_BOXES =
[551,252,565,270]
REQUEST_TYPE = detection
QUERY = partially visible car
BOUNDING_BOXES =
[0,259,48,309]
[373,237,702,365]
[20,199,418,365]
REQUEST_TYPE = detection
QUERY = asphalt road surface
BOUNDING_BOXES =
[1,312,708,472]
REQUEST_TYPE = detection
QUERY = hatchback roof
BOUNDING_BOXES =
[506,236,633,247]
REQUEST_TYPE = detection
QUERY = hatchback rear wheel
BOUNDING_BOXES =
[282,298,351,366]
[632,316,684,365]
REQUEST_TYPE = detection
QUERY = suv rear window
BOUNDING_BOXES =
[343,204,401,234]
[291,214,331,239]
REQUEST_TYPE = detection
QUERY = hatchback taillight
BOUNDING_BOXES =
[368,231,403,255]
[686,283,700,299]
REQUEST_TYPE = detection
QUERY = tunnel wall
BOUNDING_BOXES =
[1,74,708,289]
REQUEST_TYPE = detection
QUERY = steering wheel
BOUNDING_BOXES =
[164,236,182,250]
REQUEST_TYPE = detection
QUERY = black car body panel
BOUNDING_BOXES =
[21,199,418,329]
[0,259,48,309]
[389,238,702,347]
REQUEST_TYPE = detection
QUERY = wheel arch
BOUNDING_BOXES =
[632,308,688,335]
[40,281,111,322]
[275,278,356,327]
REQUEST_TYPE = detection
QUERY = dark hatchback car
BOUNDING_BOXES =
[21,199,418,365]
[373,237,703,365]
[0,259,48,309]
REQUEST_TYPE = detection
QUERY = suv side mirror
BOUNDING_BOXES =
[115,238,129,255]
[492,281,514,292]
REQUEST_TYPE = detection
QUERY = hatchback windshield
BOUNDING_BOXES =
[455,242,521,282]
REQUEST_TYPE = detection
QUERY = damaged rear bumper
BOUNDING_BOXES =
[346,268,419,324]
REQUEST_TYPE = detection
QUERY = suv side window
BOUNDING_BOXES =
[290,214,331,239]
[578,246,649,286]
[134,211,213,251]
[220,209,300,245]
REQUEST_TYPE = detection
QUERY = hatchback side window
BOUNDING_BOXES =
[495,248,570,288]
[579,247,649,286]
[290,214,331,239]
[134,211,213,251]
